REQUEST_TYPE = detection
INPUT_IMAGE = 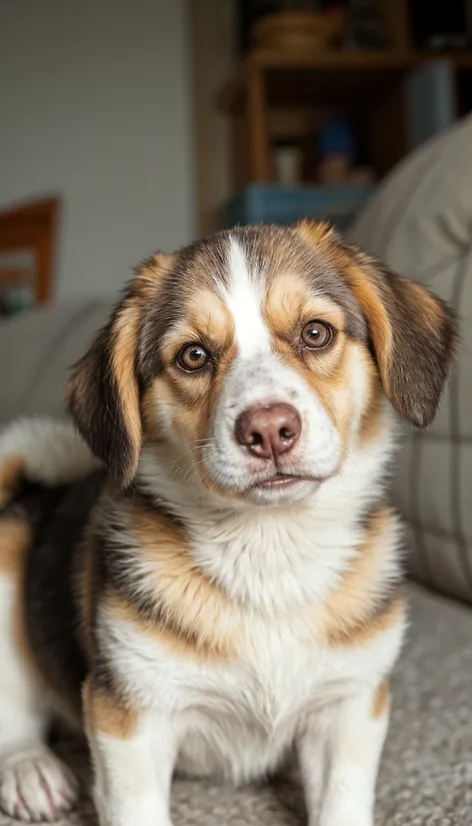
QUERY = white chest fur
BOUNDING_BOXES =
[101,439,403,784]
[99,599,403,783]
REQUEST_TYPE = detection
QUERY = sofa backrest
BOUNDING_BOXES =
[0,301,111,423]
[348,115,472,604]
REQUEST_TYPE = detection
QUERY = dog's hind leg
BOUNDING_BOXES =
[0,421,90,821]
[0,507,79,822]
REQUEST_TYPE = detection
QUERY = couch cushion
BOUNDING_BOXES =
[0,301,111,423]
[1,584,470,825]
[348,115,472,605]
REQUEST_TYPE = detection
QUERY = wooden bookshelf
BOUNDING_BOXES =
[217,0,472,197]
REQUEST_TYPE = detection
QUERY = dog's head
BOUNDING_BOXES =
[67,222,457,505]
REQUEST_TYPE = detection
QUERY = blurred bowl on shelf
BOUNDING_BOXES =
[251,11,338,55]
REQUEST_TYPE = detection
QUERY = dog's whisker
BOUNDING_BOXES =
[182,458,206,485]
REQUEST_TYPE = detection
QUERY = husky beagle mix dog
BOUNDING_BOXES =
[0,222,456,826]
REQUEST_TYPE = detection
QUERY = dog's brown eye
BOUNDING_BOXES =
[301,320,334,350]
[177,343,209,372]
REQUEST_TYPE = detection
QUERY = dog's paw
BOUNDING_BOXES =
[0,747,79,822]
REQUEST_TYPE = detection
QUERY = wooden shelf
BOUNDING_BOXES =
[218,49,472,110]
[218,42,472,197]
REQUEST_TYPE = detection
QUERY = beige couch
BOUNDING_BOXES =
[1,119,472,825]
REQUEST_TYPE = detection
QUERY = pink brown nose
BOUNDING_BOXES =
[235,404,301,459]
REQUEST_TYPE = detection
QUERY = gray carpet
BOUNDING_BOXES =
[1,584,471,825]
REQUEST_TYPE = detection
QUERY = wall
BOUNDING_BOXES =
[190,0,235,237]
[0,0,193,298]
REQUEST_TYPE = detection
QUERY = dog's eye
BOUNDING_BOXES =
[301,320,334,350]
[177,343,209,372]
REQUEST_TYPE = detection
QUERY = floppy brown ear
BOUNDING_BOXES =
[67,289,142,485]
[297,221,458,427]
[344,248,457,427]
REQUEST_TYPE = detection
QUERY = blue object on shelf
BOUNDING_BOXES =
[224,183,374,232]
[317,116,357,158]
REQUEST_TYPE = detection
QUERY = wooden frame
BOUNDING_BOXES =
[0,196,60,303]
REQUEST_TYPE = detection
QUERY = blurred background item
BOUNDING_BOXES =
[251,9,340,54]
[316,115,356,182]
[343,0,388,49]
[2,0,472,299]
[410,0,470,51]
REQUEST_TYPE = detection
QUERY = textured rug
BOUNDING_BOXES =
[1,584,471,825]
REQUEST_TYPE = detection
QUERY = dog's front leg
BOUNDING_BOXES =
[298,682,390,826]
[83,678,176,826]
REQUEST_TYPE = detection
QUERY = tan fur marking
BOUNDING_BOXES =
[265,272,345,340]
[297,219,336,249]
[135,253,175,295]
[358,370,385,445]
[141,337,238,500]
[106,588,227,662]
[372,679,390,718]
[296,220,394,392]
[83,676,138,740]
[111,301,142,458]
[0,518,31,575]
[183,289,234,348]
[407,279,445,328]
[117,502,240,659]
[0,456,26,508]
[273,335,374,457]
[341,263,393,393]
[0,515,42,681]
[323,507,403,646]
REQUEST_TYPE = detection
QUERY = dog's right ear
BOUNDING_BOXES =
[67,288,142,486]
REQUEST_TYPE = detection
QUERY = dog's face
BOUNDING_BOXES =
[68,222,456,506]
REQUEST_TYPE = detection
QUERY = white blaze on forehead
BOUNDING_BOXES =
[225,235,271,359]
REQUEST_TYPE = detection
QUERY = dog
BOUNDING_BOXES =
[0,221,456,826]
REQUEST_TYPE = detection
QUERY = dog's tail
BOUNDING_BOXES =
[0,417,101,509]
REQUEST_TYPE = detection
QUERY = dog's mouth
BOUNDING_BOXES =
[251,473,315,491]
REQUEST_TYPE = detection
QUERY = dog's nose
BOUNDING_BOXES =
[235,404,301,459]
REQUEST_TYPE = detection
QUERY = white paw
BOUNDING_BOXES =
[0,747,79,822]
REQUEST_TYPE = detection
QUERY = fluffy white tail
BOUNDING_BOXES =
[0,417,101,506]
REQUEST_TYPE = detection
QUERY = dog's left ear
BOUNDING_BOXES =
[344,249,458,428]
[297,221,458,427]
[67,287,142,486]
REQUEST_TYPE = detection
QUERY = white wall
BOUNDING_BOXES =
[0,0,194,298]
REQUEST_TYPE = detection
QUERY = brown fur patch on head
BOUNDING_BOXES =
[83,675,138,740]
[296,220,457,427]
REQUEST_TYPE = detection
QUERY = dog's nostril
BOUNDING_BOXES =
[280,427,293,442]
